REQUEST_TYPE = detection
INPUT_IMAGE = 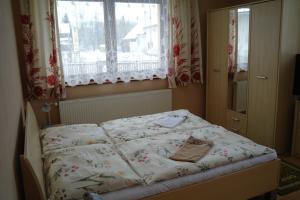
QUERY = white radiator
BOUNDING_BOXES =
[59,89,172,124]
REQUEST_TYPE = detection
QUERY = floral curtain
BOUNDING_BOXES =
[20,0,65,99]
[167,0,203,88]
[228,10,237,74]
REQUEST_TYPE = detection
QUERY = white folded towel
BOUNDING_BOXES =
[155,115,187,128]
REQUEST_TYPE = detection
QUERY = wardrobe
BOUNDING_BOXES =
[206,0,300,154]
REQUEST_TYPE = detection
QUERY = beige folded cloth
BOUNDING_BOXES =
[170,136,213,163]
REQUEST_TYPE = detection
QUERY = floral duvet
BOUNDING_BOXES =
[115,126,275,184]
[43,144,142,200]
[41,110,276,200]
[101,109,212,144]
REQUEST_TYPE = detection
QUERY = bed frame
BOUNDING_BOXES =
[20,102,281,200]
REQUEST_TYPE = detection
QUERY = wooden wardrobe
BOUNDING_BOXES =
[206,0,300,154]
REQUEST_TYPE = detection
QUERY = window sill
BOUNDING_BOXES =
[64,78,168,100]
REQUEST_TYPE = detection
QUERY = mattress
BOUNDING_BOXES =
[99,152,277,200]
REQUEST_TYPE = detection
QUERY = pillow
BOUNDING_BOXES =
[41,124,111,153]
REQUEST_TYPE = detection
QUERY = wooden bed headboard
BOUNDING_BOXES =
[20,102,46,200]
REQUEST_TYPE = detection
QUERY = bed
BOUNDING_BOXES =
[21,102,280,200]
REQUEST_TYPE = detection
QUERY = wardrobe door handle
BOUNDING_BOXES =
[255,75,268,80]
[231,117,240,122]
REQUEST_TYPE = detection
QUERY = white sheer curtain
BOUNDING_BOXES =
[237,8,250,72]
[56,0,168,86]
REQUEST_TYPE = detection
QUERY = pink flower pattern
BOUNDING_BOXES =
[228,10,236,74]
[20,0,65,100]
[168,0,203,88]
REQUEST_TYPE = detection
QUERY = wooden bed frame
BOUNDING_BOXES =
[20,102,281,200]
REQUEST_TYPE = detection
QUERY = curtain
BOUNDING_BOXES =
[56,0,169,86]
[167,0,203,88]
[20,0,202,91]
[228,10,236,74]
[20,0,65,99]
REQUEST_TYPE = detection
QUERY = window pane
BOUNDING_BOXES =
[57,1,106,79]
[115,2,161,72]
[237,8,250,71]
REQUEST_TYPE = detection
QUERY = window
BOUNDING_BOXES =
[237,8,250,72]
[56,0,168,86]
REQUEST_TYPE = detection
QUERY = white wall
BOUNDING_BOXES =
[0,0,24,199]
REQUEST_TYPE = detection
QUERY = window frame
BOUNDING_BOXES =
[56,0,166,85]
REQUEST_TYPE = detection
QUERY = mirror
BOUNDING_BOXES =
[227,7,250,114]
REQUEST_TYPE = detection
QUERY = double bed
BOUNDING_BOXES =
[21,102,280,200]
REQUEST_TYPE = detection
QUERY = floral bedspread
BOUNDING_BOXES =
[41,124,110,153]
[101,109,211,144]
[43,144,142,200]
[40,111,276,200]
[115,125,275,184]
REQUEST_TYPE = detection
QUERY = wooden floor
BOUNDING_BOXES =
[281,156,300,168]
[277,156,300,200]
[278,190,300,200]
[241,155,300,199]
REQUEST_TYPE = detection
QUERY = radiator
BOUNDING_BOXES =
[59,89,172,124]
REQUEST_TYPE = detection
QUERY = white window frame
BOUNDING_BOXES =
[56,0,167,84]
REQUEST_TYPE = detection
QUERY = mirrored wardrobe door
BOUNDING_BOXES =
[227,7,250,114]
[226,7,250,136]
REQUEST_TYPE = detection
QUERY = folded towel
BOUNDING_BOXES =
[155,115,187,128]
[83,193,103,200]
[170,136,213,163]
